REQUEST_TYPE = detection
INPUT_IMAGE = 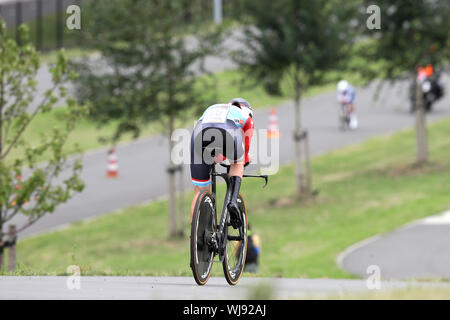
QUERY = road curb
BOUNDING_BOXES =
[336,210,450,277]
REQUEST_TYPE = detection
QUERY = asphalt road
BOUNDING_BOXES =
[339,211,450,280]
[1,276,448,299]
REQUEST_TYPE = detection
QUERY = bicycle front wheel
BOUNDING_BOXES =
[190,191,216,286]
[223,193,248,286]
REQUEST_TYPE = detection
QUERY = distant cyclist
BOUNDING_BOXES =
[190,98,255,229]
[411,64,444,113]
[337,80,358,130]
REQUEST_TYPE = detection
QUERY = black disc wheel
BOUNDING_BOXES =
[190,191,216,286]
[223,193,248,286]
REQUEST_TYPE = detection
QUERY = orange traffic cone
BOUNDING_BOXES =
[267,108,280,138]
[106,147,119,178]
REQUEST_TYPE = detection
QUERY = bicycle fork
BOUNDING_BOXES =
[209,169,232,263]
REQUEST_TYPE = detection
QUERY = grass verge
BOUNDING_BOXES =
[4,116,450,277]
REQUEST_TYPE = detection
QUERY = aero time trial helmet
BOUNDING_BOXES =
[229,97,253,117]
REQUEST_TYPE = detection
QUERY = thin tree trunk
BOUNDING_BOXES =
[164,41,180,238]
[414,78,429,165]
[178,165,185,237]
[0,53,3,263]
[8,225,16,272]
[304,130,312,195]
[294,83,303,197]
[168,116,178,237]
[0,224,4,270]
[0,22,4,156]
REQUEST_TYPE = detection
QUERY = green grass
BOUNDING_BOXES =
[5,116,450,277]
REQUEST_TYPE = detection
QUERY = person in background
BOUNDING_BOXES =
[243,223,261,273]
[337,80,358,130]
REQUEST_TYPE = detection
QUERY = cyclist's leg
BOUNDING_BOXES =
[227,163,244,228]
[348,103,358,129]
[191,185,210,222]
[225,129,245,228]
[348,103,355,113]
[190,122,213,222]
[229,162,244,178]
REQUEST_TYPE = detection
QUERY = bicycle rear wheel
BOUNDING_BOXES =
[190,191,216,286]
[223,193,248,285]
[339,104,350,131]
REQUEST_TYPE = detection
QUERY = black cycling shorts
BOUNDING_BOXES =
[190,120,244,187]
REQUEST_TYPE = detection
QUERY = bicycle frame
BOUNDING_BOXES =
[340,103,351,117]
[210,165,231,261]
[210,164,268,262]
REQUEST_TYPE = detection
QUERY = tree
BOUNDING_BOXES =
[357,0,450,165]
[0,22,84,269]
[233,0,357,197]
[73,0,221,237]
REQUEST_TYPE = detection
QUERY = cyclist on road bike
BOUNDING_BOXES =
[190,98,255,229]
[337,80,358,129]
[411,64,444,112]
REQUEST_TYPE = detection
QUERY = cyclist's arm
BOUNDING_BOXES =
[349,89,356,104]
[243,117,255,165]
[337,93,346,104]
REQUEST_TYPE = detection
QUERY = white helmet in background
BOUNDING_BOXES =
[337,80,349,92]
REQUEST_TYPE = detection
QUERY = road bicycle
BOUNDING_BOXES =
[339,103,352,131]
[190,162,268,286]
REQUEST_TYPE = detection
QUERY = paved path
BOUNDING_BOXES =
[0,276,448,299]
[8,74,450,237]
[339,211,450,280]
